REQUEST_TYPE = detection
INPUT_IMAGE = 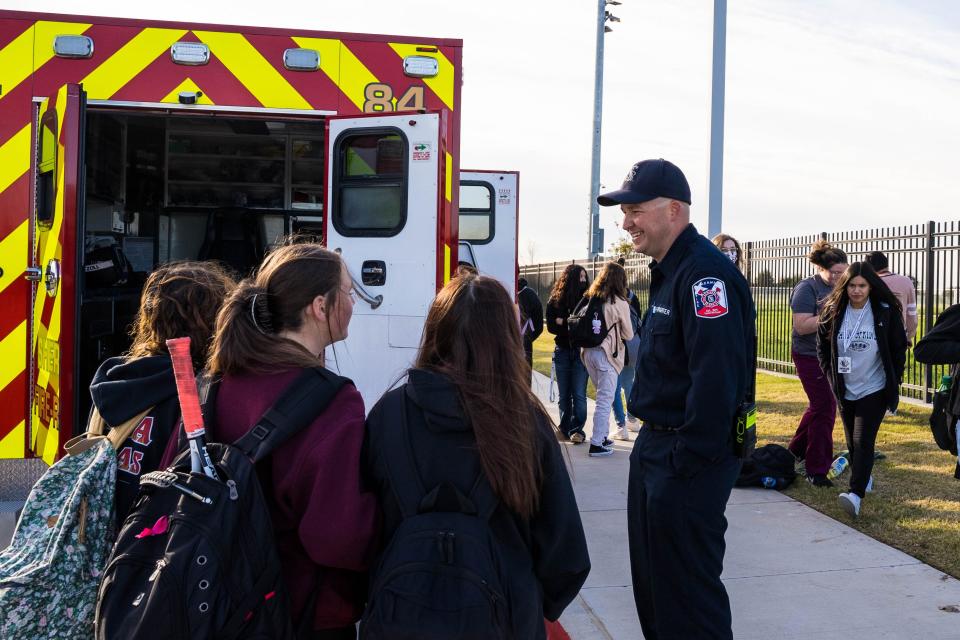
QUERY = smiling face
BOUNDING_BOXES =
[846,275,871,307]
[621,198,686,261]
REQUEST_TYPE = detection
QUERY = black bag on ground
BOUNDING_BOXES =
[360,394,513,640]
[736,444,796,490]
[929,383,959,456]
[567,296,611,349]
[95,367,347,640]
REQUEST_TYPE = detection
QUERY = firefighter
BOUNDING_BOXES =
[598,159,755,639]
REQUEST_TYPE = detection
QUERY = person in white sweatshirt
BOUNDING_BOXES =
[580,261,635,456]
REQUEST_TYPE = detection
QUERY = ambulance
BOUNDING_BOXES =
[0,9,478,478]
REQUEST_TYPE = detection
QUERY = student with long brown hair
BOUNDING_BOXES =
[89,261,235,523]
[362,275,590,639]
[581,261,634,455]
[205,243,377,639]
[817,262,907,517]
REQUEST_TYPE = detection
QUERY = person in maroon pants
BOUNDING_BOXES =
[789,240,848,486]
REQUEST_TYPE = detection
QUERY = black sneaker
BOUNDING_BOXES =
[806,473,833,488]
[589,444,613,457]
[601,438,614,447]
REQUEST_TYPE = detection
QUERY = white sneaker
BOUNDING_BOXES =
[838,492,861,517]
[613,424,630,441]
[865,476,874,493]
[626,416,641,432]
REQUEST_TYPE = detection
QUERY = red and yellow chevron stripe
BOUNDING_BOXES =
[0,11,463,459]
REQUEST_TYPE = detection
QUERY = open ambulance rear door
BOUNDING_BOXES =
[459,170,518,297]
[28,84,85,463]
[325,111,453,407]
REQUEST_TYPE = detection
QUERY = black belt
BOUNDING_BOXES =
[645,423,680,432]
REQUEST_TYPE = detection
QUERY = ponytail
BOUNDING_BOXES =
[207,243,344,375]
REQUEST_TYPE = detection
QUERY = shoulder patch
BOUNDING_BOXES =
[691,277,729,319]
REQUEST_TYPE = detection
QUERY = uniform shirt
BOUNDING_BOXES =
[838,304,886,400]
[628,224,755,462]
[790,275,833,357]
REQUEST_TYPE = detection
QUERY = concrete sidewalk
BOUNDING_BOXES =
[532,372,960,639]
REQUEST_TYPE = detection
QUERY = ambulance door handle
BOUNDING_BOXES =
[332,248,383,310]
[24,267,42,282]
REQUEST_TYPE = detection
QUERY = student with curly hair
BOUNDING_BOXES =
[89,261,236,522]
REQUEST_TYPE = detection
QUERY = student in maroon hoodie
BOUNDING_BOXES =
[90,261,235,523]
[204,242,377,640]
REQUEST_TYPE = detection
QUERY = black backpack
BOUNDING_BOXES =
[95,367,348,640]
[567,296,615,350]
[736,444,797,490]
[929,364,960,456]
[360,393,511,640]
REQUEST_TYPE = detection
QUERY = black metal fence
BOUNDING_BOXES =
[520,220,960,403]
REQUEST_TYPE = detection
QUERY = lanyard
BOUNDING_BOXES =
[841,305,867,353]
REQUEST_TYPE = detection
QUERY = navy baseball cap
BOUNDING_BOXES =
[597,159,691,206]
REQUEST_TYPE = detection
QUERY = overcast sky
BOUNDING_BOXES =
[5,0,959,262]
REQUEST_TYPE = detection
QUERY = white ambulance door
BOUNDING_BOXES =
[459,171,518,298]
[325,113,445,407]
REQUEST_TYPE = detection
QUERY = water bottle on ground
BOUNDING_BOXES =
[827,453,849,479]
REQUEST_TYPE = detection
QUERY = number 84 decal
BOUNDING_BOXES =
[363,83,427,113]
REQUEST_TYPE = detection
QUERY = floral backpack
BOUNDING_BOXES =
[0,407,150,639]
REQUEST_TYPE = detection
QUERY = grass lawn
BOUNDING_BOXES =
[532,333,960,578]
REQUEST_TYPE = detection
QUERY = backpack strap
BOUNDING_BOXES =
[233,367,349,464]
[467,470,499,521]
[382,392,428,519]
[382,390,500,521]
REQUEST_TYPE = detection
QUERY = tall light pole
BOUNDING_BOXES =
[707,0,727,238]
[588,0,621,258]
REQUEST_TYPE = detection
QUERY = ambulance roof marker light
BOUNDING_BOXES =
[54,35,94,59]
[284,48,320,71]
[171,42,210,66]
[403,56,439,78]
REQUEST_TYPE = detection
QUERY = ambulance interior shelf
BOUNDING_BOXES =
[77,110,330,425]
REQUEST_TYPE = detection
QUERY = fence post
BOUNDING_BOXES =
[924,220,936,402]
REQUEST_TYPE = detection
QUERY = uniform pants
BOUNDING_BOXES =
[553,345,588,437]
[789,352,837,475]
[839,390,887,498]
[628,428,740,640]
[582,348,619,446]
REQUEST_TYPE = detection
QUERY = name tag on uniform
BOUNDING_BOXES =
[838,357,852,374]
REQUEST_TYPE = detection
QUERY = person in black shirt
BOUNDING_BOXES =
[546,265,590,443]
[598,159,755,640]
[518,277,545,371]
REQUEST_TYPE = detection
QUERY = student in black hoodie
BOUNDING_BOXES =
[546,264,590,442]
[363,275,590,639]
[89,261,235,522]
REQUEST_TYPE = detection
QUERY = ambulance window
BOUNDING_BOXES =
[37,110,58,226]
[333,130,407,237]
[458,182,495,245]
